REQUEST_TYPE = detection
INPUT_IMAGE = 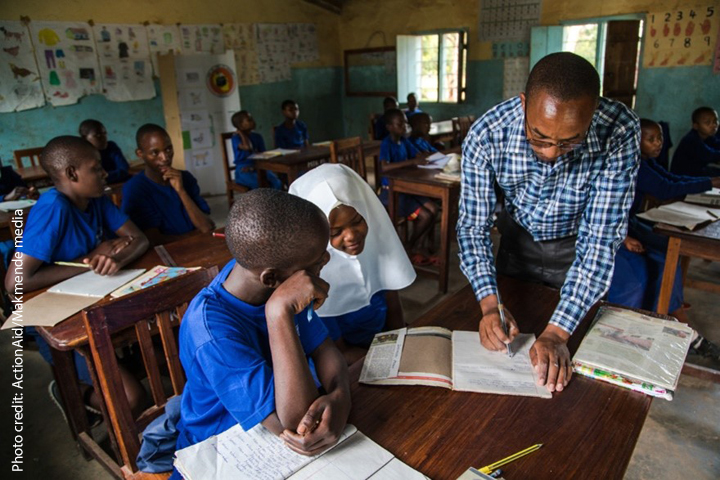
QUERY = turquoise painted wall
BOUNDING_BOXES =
[635,65,720,162]
[238,66,346,146]
[0,80,164,167]
[341,59,505,139]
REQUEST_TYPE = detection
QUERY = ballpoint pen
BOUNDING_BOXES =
[496,289,513,357]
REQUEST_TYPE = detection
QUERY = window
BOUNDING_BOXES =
[397,31,467,104]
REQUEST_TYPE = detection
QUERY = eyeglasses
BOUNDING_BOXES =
[524,117,586,152]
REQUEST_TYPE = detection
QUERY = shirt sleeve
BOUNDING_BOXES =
[18,201,66,263]
[300,122,309,143]
[551,120,640,334]
[298,308,330,355]
[231,135,250,166]
[405,139,418,159]
[183,172,211,214]
[639,160,712,200]
[100,195,130,233]
[122,179,161,231]
[379,139,391,162]
[457,127,499,302]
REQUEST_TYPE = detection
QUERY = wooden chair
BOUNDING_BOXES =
[369,114,380,141]
[451,115,475,147]
[13,147,43,169]
[220,132,249,208]
[82,266,218,479]
[329,137,366,180]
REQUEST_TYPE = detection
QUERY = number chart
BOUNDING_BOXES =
[644,4,719,68]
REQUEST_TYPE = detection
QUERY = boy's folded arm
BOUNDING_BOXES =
[105,220,149,268]
[177,189,215,233]
[5,253,84,293]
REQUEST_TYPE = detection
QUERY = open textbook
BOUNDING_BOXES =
[418,152,456,170]
[110,265,199,298]
[249,148,299,159]
[359,327,552,399]
[685,187,720,207]
[2,269,145,329]
[174,423,427,480]
[572,306,694,400]
[636,201,720,230]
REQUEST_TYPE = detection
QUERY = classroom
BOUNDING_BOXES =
[0,0,719,479]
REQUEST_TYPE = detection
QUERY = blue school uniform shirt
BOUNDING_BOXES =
[101,141,131,184]
[404,108,423,118]
[670,129,720,177]
[631,158,712,216]
[275,120,309,149]
[320,291,387,347]
[121,170,210,236]
[379,136,418,187]
[17,188,128,263]
[0,166,27,202]
[408,136,437,153]
[374,114,389,140]
[232,132,266,170]
[175,259,329,451]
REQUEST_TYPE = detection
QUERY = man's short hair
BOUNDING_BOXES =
[409,112,430,130]
[639,118,660,131]
[40,136,97,181]
[692,106,716,124]
[281,99,297,110]
[383,96,398,109]
[225,189,328,270]
[136,123,168,149]
[525,52,600,104]
[78,119,103,137]
[384,108,405,126]
[231,111,250,129]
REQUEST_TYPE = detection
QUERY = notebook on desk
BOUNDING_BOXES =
[250,148,299,159]
[0,199,36,212]
[636,201,720,230]
[174,423,427,480]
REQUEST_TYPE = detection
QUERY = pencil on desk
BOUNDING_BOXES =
[55,261,91,268]
[212,232,225,238]
[479,444,543,474]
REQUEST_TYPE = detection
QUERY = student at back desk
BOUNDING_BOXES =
[274,99,309,149]
[408,112,439,153]
[170,189,350,478]
[670,106,720,177]
[79,119,131,184]
[231,110,282,190]
[4,136,149,418]
[122,124,214,246]
[373,96,399,140]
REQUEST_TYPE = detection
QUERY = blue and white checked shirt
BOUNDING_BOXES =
[458,96,640,334]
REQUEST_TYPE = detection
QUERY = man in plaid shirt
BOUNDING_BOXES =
[458,52,640,393]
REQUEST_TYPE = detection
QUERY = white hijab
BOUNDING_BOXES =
[289,164,416,317]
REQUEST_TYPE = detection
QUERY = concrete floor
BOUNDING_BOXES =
[0,194,718,479]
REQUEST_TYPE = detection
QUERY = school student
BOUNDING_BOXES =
[122,124,214,246]
[608,119,720,358]
[670,107,720,177]
[290,164,416,364]
[408,112,438,153]
[403,92,422,119]
[274,99,309,149]
[378,108,439,265]
[0,164,38,202]
[173,189,350,477]
[4,136,149,418]
[231,110,282,190]
[79,119,131,184]
[374,96,399,140]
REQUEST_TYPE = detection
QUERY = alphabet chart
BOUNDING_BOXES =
[479,0,542,42]
[643,4,719,68]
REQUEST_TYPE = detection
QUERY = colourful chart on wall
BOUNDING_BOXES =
[0,21,45,112]
[255,24,292,83]
[180,24,223,55]
[146,24,182,76]
[287,23,319,63]
[30,21,101,106]
[223,23,260,86]
[93,24,155,102]
[644,5,720,68]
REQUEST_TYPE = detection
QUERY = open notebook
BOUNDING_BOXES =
[637,201,720,230]
[249,148,299,159]
[2,269,145,330]
[359,327,552,399]
[174,424,427,480]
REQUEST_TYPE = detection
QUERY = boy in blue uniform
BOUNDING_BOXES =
[174,189,350,470]
[670,107,720,177]
[408,112,438,153]
[274,99,309,149]
[79,119,131,184]
[231,110,282,190]
[5,136,149,417]
[373,96,398,140]
[122,124,215,246]
[403,92,422,119]
[378,109,438,265]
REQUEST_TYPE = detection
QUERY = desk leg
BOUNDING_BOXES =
[50,348,92,459]
[287,168,300,186]
[388,181,397,227]
[439,189,450,294]
[657,237,682,315]
[257,169,268,188]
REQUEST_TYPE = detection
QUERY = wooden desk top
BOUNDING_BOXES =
[254,141,382,169]
[655,219,720,243]
[348,277,652,480]
[17,165,48,182]
[382,166,460,188]
[35,231,232,350]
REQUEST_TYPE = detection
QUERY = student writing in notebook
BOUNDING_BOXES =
[274,99,309,149]
[173,189,350,479]
[231,110,283,190]
[5,136,149,419]
[79,119,131,184]
[608,119,720,358]
[290,164,416,364]
[122,124,214,246]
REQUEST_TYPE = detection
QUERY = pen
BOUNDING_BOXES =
[496,290,512,357]
[54,261,92,268]
[212,232,225,238]
[479,444,543,474]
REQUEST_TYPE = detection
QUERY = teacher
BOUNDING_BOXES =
[458,52,640,393]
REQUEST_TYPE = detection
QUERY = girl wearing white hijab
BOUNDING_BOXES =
[289,164,416,364]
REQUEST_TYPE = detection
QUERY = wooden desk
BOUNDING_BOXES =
[384,167,460,293]
[255,141,381,187]
[348,277,653,480]
[655,221,720,314]
[17,164,50,187]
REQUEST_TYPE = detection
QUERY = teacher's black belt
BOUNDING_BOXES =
[495,209,576,289]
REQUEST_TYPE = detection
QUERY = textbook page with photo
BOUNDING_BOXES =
[572,306,694,399]
[174,423,428,480]
[359,327,552,399]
